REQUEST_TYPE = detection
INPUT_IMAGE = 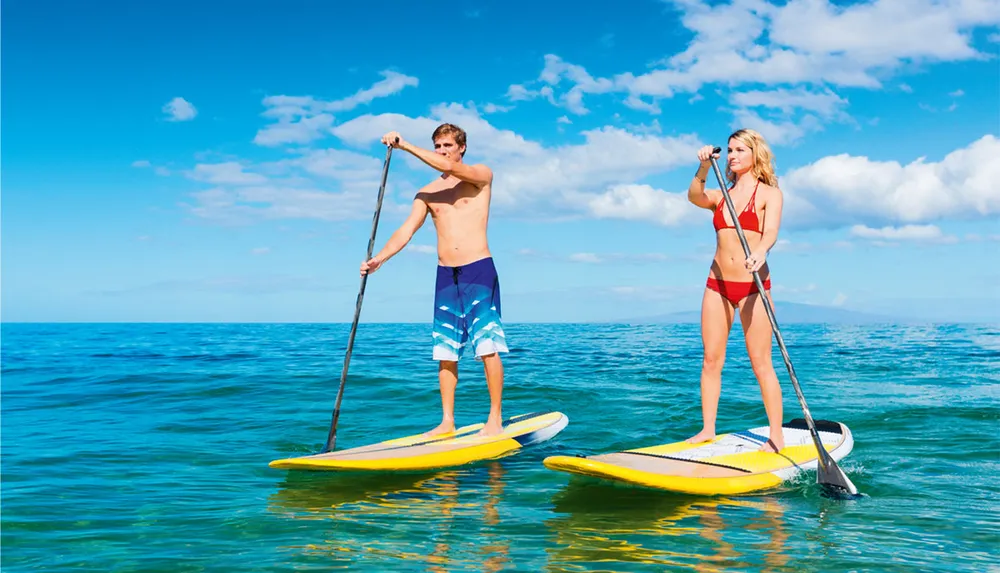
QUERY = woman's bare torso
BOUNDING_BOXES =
[710,185,770,282]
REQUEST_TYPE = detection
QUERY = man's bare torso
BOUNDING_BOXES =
[418,174,492,267]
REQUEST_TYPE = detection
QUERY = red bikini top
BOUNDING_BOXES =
[713,180,762,234]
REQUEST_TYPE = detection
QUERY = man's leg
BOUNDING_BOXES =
[478,352,504,436]
[429,264,462,437]
[426,360,458,437]
[456,257,508,437]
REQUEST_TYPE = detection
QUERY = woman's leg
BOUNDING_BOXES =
[739,288,785,452]
[687,286,735,443]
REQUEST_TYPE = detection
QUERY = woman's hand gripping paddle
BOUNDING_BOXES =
[708,146,860,499]
[322,138,397,453]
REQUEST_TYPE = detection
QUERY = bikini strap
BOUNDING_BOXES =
[743,180,760,213]
[717,185,736,211]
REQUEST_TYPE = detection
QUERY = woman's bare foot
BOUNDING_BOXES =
[685,428,716,444]
[759,437,784,453]
[424,419,455,437]
[476,416,504,437]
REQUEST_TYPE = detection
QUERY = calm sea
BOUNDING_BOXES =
[2,322,998,572]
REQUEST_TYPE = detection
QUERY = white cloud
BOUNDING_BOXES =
[163,97,197,122]
[606,285,688,301]
[183,184,379,225]
[180,148,410,225]
[508,0,999,139]
[406,244,436,255]
[849,224,954,242]
[481,103,512,113]
[327,70,419,112]
[949,89,965,97]
[767,0,996,63]
[771,282,819,294]
[730,108,820,145]
[781,134,1000,226]
[132,160,151,168]
[254,113,335,147]
[187,162,268,185]
[253,71,418,147]
[331,103,705,224]
[518,249,674,264]
[251,247,271,255]
[292,148,384,182]
[538,54,617,115]
[585,184,701,226]
[730,87,848,118]
[831,292,848,307]
[569,252,603,263]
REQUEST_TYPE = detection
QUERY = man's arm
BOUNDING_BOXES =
[383,133,493,188]
[361,196,429,275]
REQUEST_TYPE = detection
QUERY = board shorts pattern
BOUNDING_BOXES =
[432,257,508,362]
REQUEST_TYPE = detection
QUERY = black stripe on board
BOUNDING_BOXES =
[783,418,843,435]
[621,451,753,474]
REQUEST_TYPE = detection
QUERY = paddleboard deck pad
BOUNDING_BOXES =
[270,411,568,471]
[543,418,853,495]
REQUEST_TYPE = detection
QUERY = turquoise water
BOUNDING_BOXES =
[2,322,998,572]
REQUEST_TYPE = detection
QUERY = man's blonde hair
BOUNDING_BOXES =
[432,123,467,157]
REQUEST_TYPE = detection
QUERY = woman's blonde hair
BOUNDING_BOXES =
[725,128,778,187]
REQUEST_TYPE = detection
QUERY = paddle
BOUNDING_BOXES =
[708,146,860,498]
[322,138,397,453]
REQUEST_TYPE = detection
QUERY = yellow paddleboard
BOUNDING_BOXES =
[543,418,854,496]
[270,411,569,471]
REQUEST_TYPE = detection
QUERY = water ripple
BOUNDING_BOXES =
[1,322,998,572]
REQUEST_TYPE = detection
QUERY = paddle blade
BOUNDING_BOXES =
[818,459,861,499]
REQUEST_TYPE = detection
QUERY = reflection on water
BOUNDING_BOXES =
[269,464,793,572]
[544,480,789,572]
[268,463,510,571]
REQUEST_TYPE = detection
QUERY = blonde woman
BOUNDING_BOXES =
[685,129,786,453]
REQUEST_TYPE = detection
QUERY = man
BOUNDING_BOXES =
[360,123,508,437]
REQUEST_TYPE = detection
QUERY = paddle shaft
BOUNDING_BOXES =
[323,142,395,453]
[708,148,854,492]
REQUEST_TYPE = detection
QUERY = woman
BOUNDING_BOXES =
[685,128,785,453]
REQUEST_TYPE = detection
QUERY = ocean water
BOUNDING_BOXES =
[2,322,998,572]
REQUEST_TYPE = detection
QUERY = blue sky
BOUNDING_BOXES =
[3,0,999,323]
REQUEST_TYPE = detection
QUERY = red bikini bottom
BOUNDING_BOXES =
[706,277,771,307]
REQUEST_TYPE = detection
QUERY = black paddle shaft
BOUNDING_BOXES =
[323,140,396,453]
[708,146,859,496]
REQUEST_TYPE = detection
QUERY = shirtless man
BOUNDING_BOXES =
[359,123,508,437]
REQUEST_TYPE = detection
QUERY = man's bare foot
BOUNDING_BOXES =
[424,419,455,437]
[476,418,504,437]
[759,437,784,453]
[685,429,716,444]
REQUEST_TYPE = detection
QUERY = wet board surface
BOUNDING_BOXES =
[543,418,854,495]
[270,411,569,471]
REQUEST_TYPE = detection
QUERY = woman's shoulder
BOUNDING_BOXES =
[758,180,782,199]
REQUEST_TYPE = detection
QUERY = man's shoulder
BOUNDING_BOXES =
[469,163,493,186]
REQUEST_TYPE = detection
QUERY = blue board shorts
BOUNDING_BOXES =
[432,257,509,362]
